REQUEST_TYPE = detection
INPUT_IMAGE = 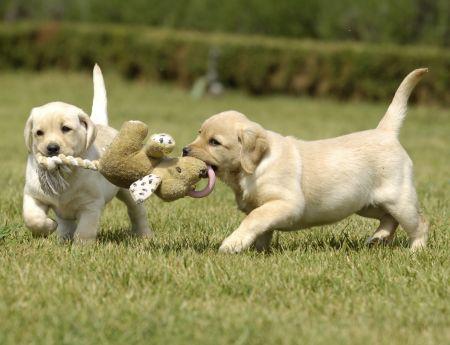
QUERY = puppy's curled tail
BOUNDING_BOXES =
[377,68,428,136]
[36,153,100,171]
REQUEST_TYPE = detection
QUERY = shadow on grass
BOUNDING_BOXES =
[95,226,409,255]
[96,228,216,253]
[270,229,409,254]
[97,229,135,244]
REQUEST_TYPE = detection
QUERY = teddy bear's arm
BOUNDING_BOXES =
[144,133,176,158]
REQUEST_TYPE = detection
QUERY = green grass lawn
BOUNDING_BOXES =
[0,71,448,345]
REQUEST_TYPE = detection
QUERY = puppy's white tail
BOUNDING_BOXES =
[90,64,108,126]
[377,68,427,136]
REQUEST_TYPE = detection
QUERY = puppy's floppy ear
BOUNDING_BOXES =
[78,112,97,150]
[24,113,33,153]
[239,124,268,174]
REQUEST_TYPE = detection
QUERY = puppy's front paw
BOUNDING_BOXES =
[219,235,250,253]
[28,217,57,237]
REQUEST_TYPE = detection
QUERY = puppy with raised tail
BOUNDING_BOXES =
[184,69,429,253]
[23,65,151,242]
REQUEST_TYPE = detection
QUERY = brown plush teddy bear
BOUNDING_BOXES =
[36,120,215,203]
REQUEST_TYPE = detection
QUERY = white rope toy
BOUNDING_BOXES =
[35,152,100,171]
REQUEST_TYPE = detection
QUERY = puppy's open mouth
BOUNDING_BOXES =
[195,158,218,172]
[202,160,218,172]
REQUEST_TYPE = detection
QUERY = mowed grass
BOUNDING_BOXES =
[0,71,448,345]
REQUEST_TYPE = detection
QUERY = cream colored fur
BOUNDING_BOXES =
[23,65,150,242]
[186,68,429,253]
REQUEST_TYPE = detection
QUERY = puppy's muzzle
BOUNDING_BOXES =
[46,143,60,156]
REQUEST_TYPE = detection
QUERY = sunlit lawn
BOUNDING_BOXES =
[0,71,448,345]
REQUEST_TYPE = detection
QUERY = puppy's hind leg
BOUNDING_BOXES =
[357,207,398,245]
[23,194,57,237]
[253,231,274,252]
[382,187,428,251]
[117,189,152,238]
[367,215,398,245]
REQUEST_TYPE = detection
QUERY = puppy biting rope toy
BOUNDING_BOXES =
[36,120,216,203]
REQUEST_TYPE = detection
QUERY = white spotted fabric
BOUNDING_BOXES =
[129,174,162,204]
[150,133,175,154]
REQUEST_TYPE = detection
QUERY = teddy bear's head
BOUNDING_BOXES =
[153,157,208,201]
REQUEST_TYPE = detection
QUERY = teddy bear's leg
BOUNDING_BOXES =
[111,121,149,153]
[145,133,175,158]
[117,189,152,237]
[129,174,162,203]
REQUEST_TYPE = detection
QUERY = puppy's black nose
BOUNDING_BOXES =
[182,147,190,157]
[47,143,60,156]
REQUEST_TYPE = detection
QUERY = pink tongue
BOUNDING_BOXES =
[188,166,216,198]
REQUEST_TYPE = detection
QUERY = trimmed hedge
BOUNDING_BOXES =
[0,23,448,105]
[1,0,449,46]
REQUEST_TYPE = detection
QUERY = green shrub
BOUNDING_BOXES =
[0,23,448,105]
[1,0,449,46]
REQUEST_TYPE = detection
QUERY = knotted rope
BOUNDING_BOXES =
[35,153,100,171]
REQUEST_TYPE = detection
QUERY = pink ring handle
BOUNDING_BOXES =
[188,166,216,198]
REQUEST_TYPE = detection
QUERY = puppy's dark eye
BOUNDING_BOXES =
[61,126,72,133]
[209,138,221,146]
[176,167,182,173]
[36,130,44,136]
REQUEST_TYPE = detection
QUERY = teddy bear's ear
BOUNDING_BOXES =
[129,174,162,204]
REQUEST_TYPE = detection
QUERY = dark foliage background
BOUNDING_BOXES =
[1,23,448,105]
[0,1,448,104]
[1,0,448,46]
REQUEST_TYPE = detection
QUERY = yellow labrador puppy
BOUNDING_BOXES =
[23,65,150,242]
[184,69,429,253]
